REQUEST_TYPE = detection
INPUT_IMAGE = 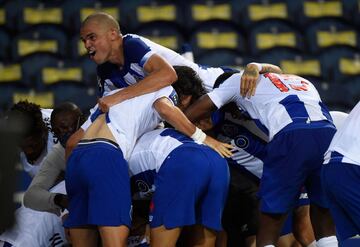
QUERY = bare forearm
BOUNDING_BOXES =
[260,63,282,74]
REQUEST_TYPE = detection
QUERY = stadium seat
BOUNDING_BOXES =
[196,50,250,69]
[306,19,359,54]
[13,0,65,32]
[248,20,305,56]
[12,25,68,62]
[121,0,183,33]
[320,47,360,83]
[52,84,97,112]
[259,48,323,81]
[183,0,240,32]
[62,0,122,34]
[314,81,355,112]
[137,22,185,53]
[190,22,246,59]
[12,89,55,109]
[240,0,292,29]
[287,0,347,28]
[78,57,97,87]
[0,28,10,61]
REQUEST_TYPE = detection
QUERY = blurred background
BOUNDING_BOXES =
[0,0,360,114]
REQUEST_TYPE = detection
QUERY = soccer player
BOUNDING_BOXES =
[185,71,338,247]
[0,102,84,247]
[67,12,282,156]
[64,86,232,246]
[322,101,360,244]
[129,128,229,247]
[8,101,55,178]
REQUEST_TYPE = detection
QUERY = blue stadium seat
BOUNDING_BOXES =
[121,0,183,33]
[62,0,121,34]
[183,0,240,32]
[12,25,68,62]
[196,50,251,69]
[15,0,65,32]
[343,0,359,25]
[52,84,97,112]
[314,81,355,112]
[78,57,97,87]
[287,0,347,28]
[240,0,292,29]
[320,47,360,83]
[259,48,323,81]
[306,19,359,54]
[137,22,185,53]
[0,28,10,61]
[190,22,246,59]
[248,20,305,56]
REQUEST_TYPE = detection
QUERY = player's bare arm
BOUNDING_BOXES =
[184,94,217,124]
[98,54,177,112]
[153,97,232,158]
[241,63,283,98]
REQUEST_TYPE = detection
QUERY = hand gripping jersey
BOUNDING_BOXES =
[324,102,360,166]
[96,34,225,96]
[88,86,177,161]
[208,72,333,140]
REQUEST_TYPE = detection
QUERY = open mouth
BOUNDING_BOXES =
[88,50,96,59]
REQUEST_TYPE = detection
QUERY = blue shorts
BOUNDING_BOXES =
[259,124,335,213]
[150,144,229,231]
[322,158,360,241]
[64,139,131,228]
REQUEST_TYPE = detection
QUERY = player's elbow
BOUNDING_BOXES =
[163,67,178,86]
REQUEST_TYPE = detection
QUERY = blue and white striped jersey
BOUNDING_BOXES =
[208,72,334,140]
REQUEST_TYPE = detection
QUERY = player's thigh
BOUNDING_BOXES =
[98,225,129,247]
[69,227,98,247]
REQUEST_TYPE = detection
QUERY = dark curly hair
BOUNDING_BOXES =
[172,66,206,103]
[8,100,47,138]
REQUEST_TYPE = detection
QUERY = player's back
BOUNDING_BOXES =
[217,72,333,139]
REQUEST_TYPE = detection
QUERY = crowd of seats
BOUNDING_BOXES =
[0,0,360,112]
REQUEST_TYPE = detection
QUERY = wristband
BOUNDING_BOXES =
[249,62,263,72]
[191,127,206,143]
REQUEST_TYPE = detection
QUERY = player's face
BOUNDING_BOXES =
[80,21,112,65]
[21,135,46,164]
[52,112,80,147]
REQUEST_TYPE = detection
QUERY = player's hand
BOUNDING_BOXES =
[98,94,118,112]
[240,63,260,98]
[203,136,233,158]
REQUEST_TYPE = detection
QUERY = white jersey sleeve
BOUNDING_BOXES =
[207,73,241,109]
[325,102,360,165]
[329,111,349,130]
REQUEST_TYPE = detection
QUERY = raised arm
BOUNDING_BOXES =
[241,62,283,98]
[153,97,232,158]
[98,54,177,112]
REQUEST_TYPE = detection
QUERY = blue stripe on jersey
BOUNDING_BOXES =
[3,241,13,247]
[211,110,225,126]
[90,108,103,123]
[168,89,179,106]
[279,95,309,122]
[253,118,270,136]
[123,35,152,64]
[329,151,345,163]
[97,63,129,89]
[160,129,194,144]
[105,112,110,124]
[139,51,154,67]
[319,101,333,122]
[131,169,157,198]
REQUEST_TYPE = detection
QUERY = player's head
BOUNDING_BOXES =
[51,102,85,148]
[8,101,48,163]
[80,12,121,65]
[172,66,206,111]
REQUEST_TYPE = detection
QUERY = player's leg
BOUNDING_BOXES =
[69,227,98,247]
[150,226,182,247]
[292,205,315,246]
[185,225,217,247]
[98,226,129,247]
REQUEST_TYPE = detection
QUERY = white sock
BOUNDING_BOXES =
[307,240,317,247]
[263,245,275,247]
[316,236,338,247]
